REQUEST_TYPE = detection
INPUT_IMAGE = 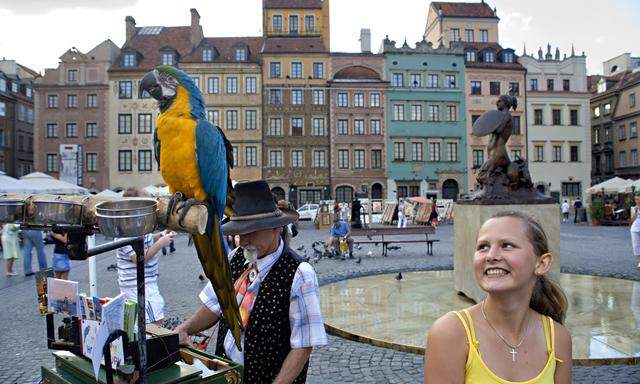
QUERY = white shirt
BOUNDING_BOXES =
[631,207,640,232]
[561,202,570,213]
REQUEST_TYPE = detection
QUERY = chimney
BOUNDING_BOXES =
[360,28,371,53]
[190,8,203,49]
[125,16,136,41]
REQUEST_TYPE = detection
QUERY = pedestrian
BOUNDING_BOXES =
[428,201,439,227]
[629,195,640,269]
[561,200,570,223]
[573,197,582,223]
[340,202,349,221]
[50,228,70,279]
[425,211,572,384]
[2,223,20,276]
[397,199,407,228]
[22,229,48,276]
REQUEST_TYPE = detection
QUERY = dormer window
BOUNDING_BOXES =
[161,52,175,66]
[235,48,247,61]
[503,51,514,63]
[202,48,214,62]
[123,53,136,67]
[465,50,477,62]
[597,81,606,93]
[11,81,18,93]
[0,78,7,92]
[484,51,495,63]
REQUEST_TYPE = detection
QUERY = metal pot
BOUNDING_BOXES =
[95,199,157,237]
[31,200,83,226]
[0,200,26,223]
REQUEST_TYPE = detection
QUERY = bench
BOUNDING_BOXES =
[351,226,438,256]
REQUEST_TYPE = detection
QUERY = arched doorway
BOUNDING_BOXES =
[442,179,459,200]
[271,187,285,202]
[371,183,383,199]
[536,184,546,194]
[335,186,354,203]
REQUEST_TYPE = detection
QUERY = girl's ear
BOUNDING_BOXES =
[535,252,552,276]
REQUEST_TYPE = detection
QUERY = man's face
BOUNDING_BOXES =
[238,228,280,257]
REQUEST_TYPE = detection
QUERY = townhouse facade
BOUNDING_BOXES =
[612,72,640,179]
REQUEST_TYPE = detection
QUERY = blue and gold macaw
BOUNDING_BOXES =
[140,66,242,349]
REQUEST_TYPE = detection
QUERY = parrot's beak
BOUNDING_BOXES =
[140,70,174,112]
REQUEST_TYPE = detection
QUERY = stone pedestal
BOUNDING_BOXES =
[453,203,560,303]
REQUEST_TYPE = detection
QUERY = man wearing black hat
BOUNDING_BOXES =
[175,180,327,384]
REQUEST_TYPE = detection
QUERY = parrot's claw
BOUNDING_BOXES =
[177,198,205,228]
[166,192,184,224]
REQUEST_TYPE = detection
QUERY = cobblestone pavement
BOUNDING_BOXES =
[1,221,638,383]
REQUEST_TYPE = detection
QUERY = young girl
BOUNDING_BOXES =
[2,223,20,276]
[425,211,572,384]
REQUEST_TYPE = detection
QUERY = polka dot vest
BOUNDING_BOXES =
[216,247,308,384]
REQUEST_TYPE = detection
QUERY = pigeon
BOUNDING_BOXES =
[387,245,401,251]
[367,251,373,257]
[296,245,305,252]
[106,264,117,271]
[198,274,205,282]
[395,272,403,281]
[355,257,362,264]
[355,245,362,250]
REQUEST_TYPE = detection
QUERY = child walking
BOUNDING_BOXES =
[2,223,20,276]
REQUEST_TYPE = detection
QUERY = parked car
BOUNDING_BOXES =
[297,203,319,221]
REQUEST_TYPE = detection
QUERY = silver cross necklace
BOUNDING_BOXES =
[480,300,532,362]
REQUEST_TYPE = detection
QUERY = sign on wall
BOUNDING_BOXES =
[59,144,83,186]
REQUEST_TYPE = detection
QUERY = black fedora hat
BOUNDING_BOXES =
[222,180,298,236]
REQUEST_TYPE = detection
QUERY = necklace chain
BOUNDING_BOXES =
[480,300,532,355]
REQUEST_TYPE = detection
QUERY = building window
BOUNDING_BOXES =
[245,110,257,130]
[464,29,474,42]
[118,150,132,172]
[305,15,315,32]
[451,28,460,42]
[291,117,303,136]
[484,51,495,62]
[269,150,283,167]
[411,73,422,87]
[207,110,220,125]
[353,119,365,135]
[429,142,441,162]
[530,79,538,91]
[46,154,57,172]
[65,123,77,138]
[552,145,562,162]
[138,150,152,171]
[46,123,58,138]
[226,77,238,94]
[289,15,299,33]
[393,104,405,121]
[0,78,5,92]
[313,150,326,167]
[631,122,638,138]
[231,147,239,167]
[269,89,282,105]
[547,79,554,91]
[338,149,349,168]
[534,109,543,125]
[412,142,423,161]
[534,145,544,162]
[47,94,58,108]
[137,113,152,134]
[202,48,213,62]
[354,93,365,107]
[466,50,477,62]
[67,69,78,82]
[619,125,626,140]
[446,142,458,162]
[245,77,257,94]
[226,110,238,130]
[393,142,405,161]
[312,117,326,136]
[337,120,348,135]
[511,149,522,159]
[605,153,613,172]
[118,114,132,134]
[473,149,484,168]
[427,74,438,88]
[480,29,488,42]
[85,123,97,138]
[337,92,348,107]
[86,153,97,172]
[85,94,97,108]
[354,149,365,169]
[270,62,281,78]
[370,92,381,107]
[207,77,219,94]
[268,118,282,136]
[411,104,423,121]
[632,149,638,167]
[620,151,627,167]
[446,105,457,122]
[561,182,581,197]
[509,82,520,95]
[272,15,283,32]
[312,90,324,105]
[593,106,600,117]
[503,52,514,63]
[630,93,636,108]
[291,89,303,105]
[563,79,570,91]
[445,75,456,88]
[570,109,578,125]
[66,94,78,108]
[392,73,404,87]
[604,103,611,114]
[472,115,480,125]
[291,62,303,78]
[245,146,257,167]
[489,81,500,95]
[428,105,440,121]
[372,150,382,168]
[552,109,562,125]
[235,48,247,61]
[119,81,132,99]
[124,53,137,67]
[397,186,408,198]
[312,62,324,79]
[513,116,521,135]
[570,145,579,162]
[161,53,174,66]
[471,81,482,95]
[370,120,381,135]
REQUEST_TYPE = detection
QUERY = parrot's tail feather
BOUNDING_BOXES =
[192,218,243,351]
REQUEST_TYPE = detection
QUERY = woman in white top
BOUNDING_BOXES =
[630,195,640,269]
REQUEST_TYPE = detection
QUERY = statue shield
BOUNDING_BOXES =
[472,110,506,136]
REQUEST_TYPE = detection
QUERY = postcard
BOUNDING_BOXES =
[46,278,79,316]
[34,269,54,316]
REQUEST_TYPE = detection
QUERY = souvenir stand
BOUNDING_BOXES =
[0,194,243,384]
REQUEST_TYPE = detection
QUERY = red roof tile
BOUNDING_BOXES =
[262,37,326,54]
[431,1,497,18]
[182,37,264,63]
[333,66,381,80]
[591,71,640,98]
[264,0,322,9]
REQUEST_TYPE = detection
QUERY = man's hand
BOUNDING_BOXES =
[174,324,193,346]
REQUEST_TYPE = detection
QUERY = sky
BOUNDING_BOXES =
[0,0,637,75]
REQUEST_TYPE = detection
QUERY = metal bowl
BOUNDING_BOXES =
[95,199,157,237]
[0,200,26,223]
[31,200,83,226]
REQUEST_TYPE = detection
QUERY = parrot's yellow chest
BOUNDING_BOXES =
[156,92,207,201]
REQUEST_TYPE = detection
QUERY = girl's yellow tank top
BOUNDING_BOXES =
[453,309,562,384]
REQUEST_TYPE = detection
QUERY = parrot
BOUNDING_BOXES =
[139,66,242,349]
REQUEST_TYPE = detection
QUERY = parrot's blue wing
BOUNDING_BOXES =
[153,128,161,170]
[194,119,228,221]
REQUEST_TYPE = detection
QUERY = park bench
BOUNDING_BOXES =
[351,226,438,257]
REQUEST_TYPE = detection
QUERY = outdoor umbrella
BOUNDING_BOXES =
[0,171,48,193]
[20,172,88,195]
[586,177,632,194]
[95,189,123,198]
[143,184,170,197]
[619,179,640,193]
